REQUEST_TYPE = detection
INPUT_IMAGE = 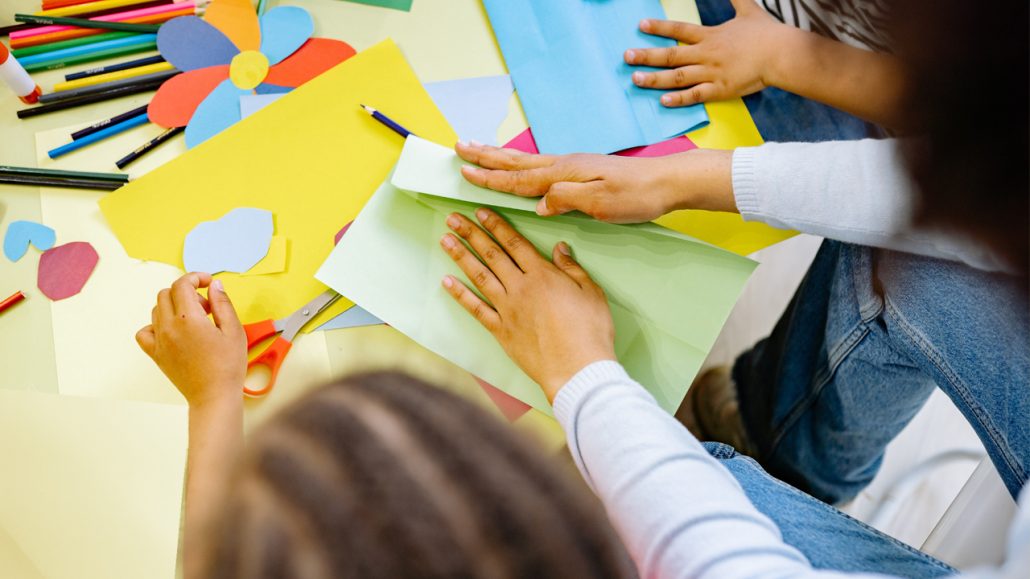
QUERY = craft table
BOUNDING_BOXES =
[0,1,729,577]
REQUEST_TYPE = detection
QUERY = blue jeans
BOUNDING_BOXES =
[733,242,1030,505]
[705,442,956,576]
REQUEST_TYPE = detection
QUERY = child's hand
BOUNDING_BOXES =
[456,141,736,221]
[439,209,616,401]
[136,273,247,407]
[625,0,790,107]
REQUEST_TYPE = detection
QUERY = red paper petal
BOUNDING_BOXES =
[148,65,230,128]
[37,242,99,301]
[264,38,356,88]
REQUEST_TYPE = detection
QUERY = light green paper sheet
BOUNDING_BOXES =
[317,141,757,415]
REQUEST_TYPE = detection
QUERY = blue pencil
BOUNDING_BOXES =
[360,104,414,139]
[20,34,158,68]
[48,112,150,159]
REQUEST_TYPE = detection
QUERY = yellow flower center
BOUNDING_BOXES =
[229,50,270,90]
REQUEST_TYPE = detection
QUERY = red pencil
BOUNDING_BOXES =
[0,291,26,315]
[42,0,101,9]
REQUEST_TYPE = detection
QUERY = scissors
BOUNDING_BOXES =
[242,289,341,397]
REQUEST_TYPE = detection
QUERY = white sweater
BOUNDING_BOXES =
[731,139,1007,272]
[554,361,1029,579]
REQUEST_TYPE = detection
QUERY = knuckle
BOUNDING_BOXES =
[689,87,703,103]
[472,269,490,288]
[504,235,523,252]
[663,47,678,67]
[481,246,500,262]
[674,67,688,85]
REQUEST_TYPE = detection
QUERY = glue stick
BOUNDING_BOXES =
[0,42,42,105]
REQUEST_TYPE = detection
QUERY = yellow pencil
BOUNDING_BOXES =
[53,60,174,91]
[36,0,179,18]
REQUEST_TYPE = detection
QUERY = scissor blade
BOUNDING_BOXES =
[280,290,341,341]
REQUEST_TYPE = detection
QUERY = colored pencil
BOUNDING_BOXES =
[63,53,163,80]
[17,77,164,118]
[39,69,176,103]
[257,0,269,16]
[72,104,149,139]
[0,292,26,316]
[13,31,137,58]
[360,104,415,139]
[56,61,173,91]
[0,165,129,183]
[15,14,162,33]
[1,0,171,37]
[20,34,158,72]
[11,4,192,49]
[116,125,182,169]
[0,174,124,190]
[13,2,189,39]
[43,0,107,9]
[49,112,150,159]
[37,0,168,18]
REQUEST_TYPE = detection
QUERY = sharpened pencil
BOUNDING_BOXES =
[72,104,149,139]
[116,125,182,169]
[17,76,164,118]
[0,164,128,183]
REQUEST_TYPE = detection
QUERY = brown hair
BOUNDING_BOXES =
[202,371,636,579]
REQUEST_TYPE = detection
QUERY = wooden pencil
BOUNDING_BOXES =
[36,0,166,18]
[38,68,176,103]
[16,77,164,118]
[71,103,149,139]
[0,164,129,183]
[63,54,164,80]
[1,0,171,37]
[20,34,158,72]
[48,112,150,159]
[116,125,182,169]
[0,174,124,191]
[15,14,163,34]
[56,61,173,91]
[12,32,136,58]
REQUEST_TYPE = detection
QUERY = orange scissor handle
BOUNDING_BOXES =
[244,319,279,349]
[244,336,293,398]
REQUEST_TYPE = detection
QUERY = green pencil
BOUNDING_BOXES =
[22,41,157,72]
[12,31,137,58]
[0,165,129,184]
[15,14,162,34]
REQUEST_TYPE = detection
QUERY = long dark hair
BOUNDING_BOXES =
[202,371,636,579]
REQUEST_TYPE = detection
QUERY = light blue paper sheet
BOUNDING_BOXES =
[315,305,384,331]
[182,208,274,274]
[424,75,514,146]
[482,0,708,154]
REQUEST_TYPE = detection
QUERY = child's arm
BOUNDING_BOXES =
[136,273,248,579]
[625,0,907,129]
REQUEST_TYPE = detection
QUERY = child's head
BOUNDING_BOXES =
[201,371,635,579]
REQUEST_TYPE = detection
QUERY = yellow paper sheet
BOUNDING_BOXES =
[244,235,288,276]
[99,40,458,328]
[0,389,187,579]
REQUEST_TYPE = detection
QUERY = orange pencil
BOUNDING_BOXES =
[0,292,26,315]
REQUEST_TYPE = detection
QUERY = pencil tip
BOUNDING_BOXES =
[360,104,374,114]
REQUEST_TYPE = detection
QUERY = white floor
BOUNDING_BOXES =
[706,234,986,551]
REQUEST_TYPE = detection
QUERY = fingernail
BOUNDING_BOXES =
[447,214,460,229]
[475,208,489,222]
[558,242,571,256]
[469,139,483,147]
[457,140,468,147]
[625,49,636,62]
[640,19,651,31]
[462,165,482,175]
[632,71,646,84]
[442,276,454,288]
[661,94,674,105]
[211,279,224,293]
[536,198,549,216]
[441,234,456,248]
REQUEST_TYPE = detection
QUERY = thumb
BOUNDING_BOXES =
[136,325,156,358]
[208,279,242,333]
[552,242,592,287]
[538,181,600,217]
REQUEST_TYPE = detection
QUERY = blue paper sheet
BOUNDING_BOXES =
[182,208,273,274]
[425,75,513,146]
[315,305,384,331]
[482,0,708,155]
[4,220,56,262]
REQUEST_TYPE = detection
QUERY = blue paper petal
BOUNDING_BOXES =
[255,83,292,95]
[185,79,248,148]
[158,16,240,72]
[4,220,56,262]
[259,7,313,65]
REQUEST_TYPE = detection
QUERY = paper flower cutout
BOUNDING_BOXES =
[149,0,356,148]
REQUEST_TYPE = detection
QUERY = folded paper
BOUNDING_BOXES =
[316,138,756,415]
[482,0,707,154]
[100,40,458,328]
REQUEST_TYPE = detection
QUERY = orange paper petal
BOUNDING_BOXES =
[148,65,230,128]
[263,38,356,88]
[204,0,261,52]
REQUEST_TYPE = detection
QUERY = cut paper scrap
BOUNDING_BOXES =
[316,138,757,415]
[149,2,356,148]
[476,377,531,422]
[4,220,56,262]
[240,93,284,118]
[100,39,458,330]
[482,0,708,155]
[0,388,187,579]
[37,241,99,301]
[183,208,274,275]
[342,0,414,11]
[425,75,513,146]
[334,221,352,245]
[243,235,287,276]
[315,304,384,331]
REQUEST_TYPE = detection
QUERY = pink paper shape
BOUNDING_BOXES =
[37,242,99,301]
[475,377,531,422]
[333,221,353,246]
[504,127,696,157]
